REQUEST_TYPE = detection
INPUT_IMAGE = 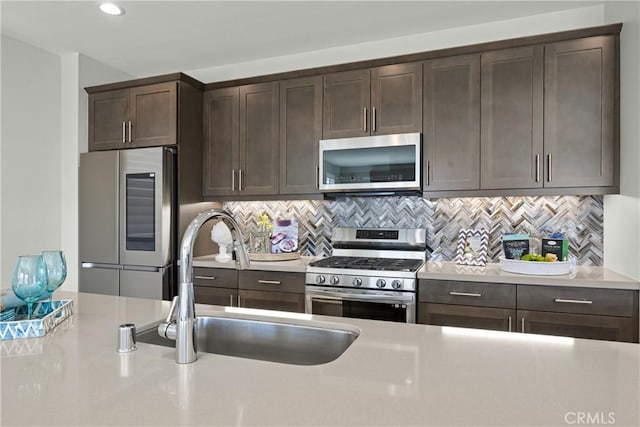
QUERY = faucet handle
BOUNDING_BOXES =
[166,296,179,323]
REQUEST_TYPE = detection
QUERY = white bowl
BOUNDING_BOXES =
[500,257,572,276]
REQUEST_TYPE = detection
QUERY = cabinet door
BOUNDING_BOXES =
[518,310,636,343]
[239,82,279,195]
[238,270,305,294]
[419,303,516,332]
[238,290,305,313]
[88,89,129,151]
[424,55,480,191]
[194,286,236,307]
[371,63,422,135]
[323,69,370,139]
[544,36,615,187]
[203,87,239,196]
[279,76,322,194]
[129,82,177,148]
[481,46,544,189]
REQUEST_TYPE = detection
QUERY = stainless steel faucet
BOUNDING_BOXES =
[173,208,249,364]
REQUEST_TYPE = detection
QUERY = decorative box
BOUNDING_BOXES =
[0,300,73,340]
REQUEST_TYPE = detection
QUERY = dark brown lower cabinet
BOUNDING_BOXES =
[419,279,639,343]
[517,310,636,343]
[418,303,515,332]
[194,286,237,307]
[238,289,305,313]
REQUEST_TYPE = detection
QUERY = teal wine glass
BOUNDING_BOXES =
[42,251,67,309]
[11,255,48,320]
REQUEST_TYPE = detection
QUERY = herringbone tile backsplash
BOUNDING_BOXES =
[225,195,603,265]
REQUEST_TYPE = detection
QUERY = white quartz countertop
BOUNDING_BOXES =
[193,254,317,273]
[1,291,639,426]
[194,254,639,290]
[418,261,640,290]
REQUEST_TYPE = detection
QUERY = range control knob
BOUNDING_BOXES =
[330,276,340,285]
[316,275,326,285]
[376,279,387,288]
[352,277,363,287]
[391,280,402,290]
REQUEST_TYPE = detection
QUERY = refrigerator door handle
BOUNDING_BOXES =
[81,262,123,270]
[122,265,166,273]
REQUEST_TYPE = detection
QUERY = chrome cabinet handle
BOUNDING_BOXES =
[128,121,132,143]
[521,317,525,333]
[231,169,236,192]
[363,108,367,132]
[426,160,430,186]
[258,280,281,285]
[238,169,243,191]
[508,316,512,332]
[229,294,234,307]
[449,291,481,297]
[372,107,377,132]
[554,298,593,304]
[535,154,540,182]
[194,275,216,280]
[122,122,126,143]
[547,153,552,182]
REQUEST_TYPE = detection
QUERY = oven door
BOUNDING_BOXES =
[305,286,416,323]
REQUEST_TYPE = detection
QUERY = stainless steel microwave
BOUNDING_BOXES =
[319,132,421,193]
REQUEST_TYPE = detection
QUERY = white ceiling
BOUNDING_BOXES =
[1,1,605,80]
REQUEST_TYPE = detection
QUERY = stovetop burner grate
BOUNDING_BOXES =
[309,256,423,272]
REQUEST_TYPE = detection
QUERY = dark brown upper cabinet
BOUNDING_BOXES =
[544,36,616,188]
[89,82,177,151]
[423,54,480,191]
[323,63,422,139]
[239,82,280,195]
[481,46,544,190]
[279,76,323,195]
[203,87,239,197]
[203,82,279,197]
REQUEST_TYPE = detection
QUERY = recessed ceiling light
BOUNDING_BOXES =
[99,3,125,16]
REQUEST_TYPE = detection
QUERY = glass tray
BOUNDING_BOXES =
[0,300,73,340]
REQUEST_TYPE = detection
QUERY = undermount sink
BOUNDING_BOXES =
[136,315,359,366]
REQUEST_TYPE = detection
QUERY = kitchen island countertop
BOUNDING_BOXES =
[1,290,639,426]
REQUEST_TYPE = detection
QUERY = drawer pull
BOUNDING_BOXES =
[194,275,216,280]
[449,291,481,297]
[258,280,281,285]
[508,316,512,332]
[554,298,593,304]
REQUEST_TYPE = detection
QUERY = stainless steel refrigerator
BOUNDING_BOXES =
[79,147,176,300]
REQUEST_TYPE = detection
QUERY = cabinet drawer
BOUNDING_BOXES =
[419,280,515,308]
[238,270,305,294]
[517,285,636,317]
[193,267,238,289]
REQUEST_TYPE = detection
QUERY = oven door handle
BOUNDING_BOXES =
[307,288,414,304]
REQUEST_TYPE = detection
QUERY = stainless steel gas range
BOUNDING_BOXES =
[305,228,427,323]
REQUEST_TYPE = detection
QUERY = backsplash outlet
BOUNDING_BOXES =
[224,195,603,265]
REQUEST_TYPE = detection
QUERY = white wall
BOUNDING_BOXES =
[58,54,132,291]
[603,1,640,280]
[0,35,62,288]
[188,5,605,82]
